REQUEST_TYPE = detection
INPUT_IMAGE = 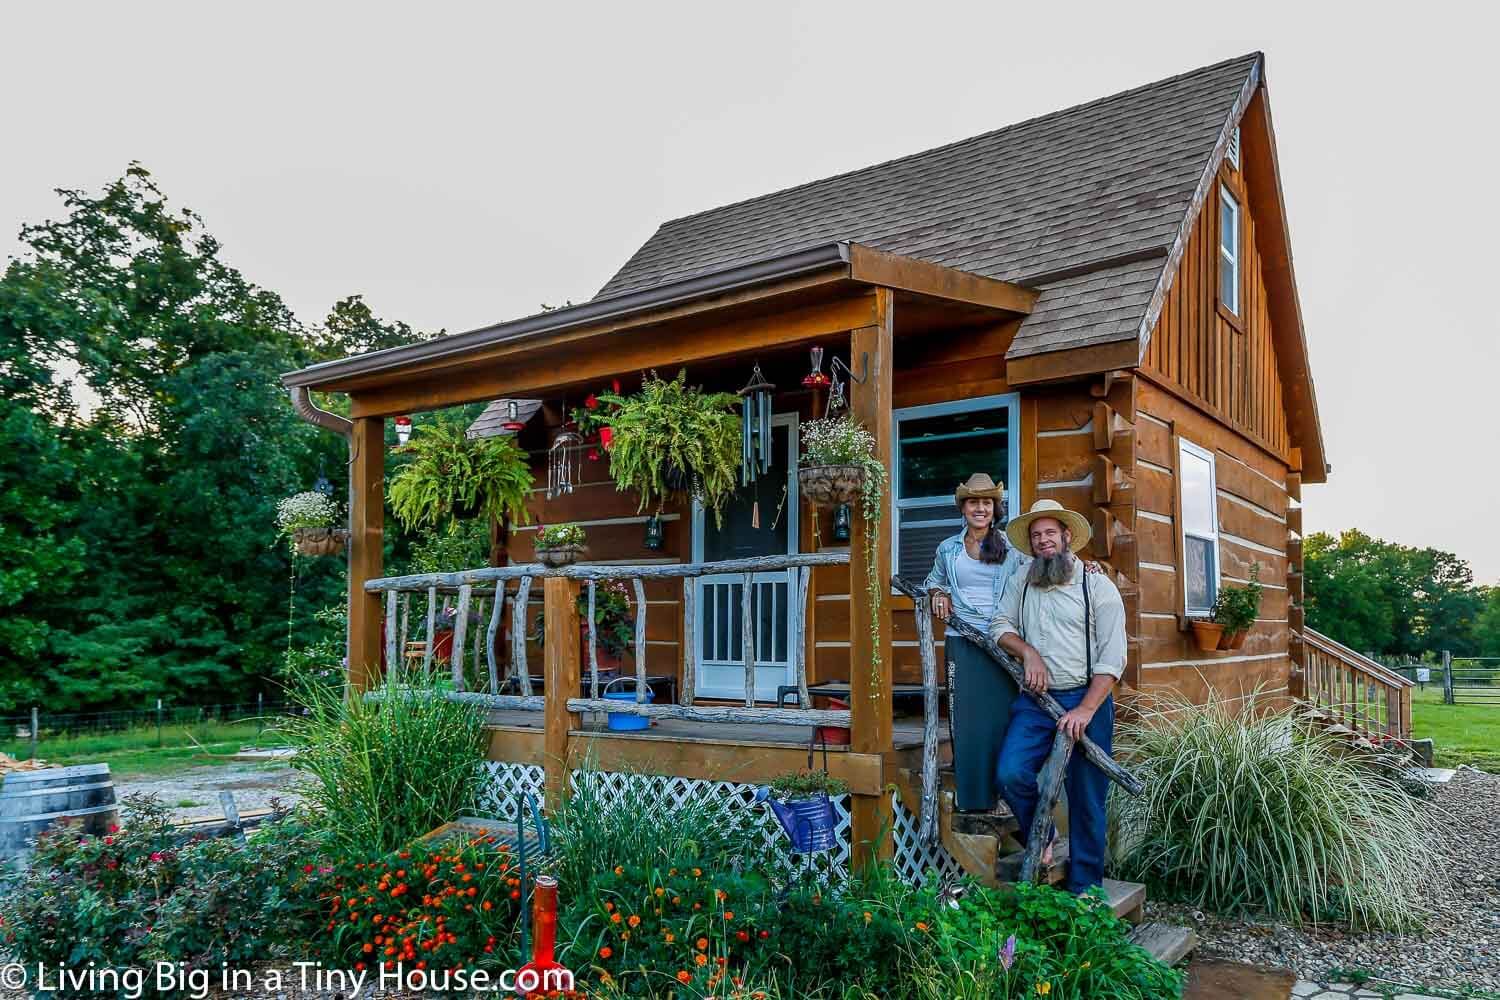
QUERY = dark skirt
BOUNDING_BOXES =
[946,631,1018,812]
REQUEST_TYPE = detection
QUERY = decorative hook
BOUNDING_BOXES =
[831,352,869,386]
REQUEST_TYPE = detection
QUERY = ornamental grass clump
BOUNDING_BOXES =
[276,662,489,855]
[1111,688,1435,930]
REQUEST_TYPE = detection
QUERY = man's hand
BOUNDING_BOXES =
[1083,560,1103,575]
[1056,705,1095,741]
[1021,648,1048,695]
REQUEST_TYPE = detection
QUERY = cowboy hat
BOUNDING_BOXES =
[954,473,1005,510]
[1005,498,1092,553]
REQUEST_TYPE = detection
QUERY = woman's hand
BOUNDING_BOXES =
[929,591,951,621]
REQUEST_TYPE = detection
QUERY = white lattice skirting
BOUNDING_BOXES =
[474,762,963,886]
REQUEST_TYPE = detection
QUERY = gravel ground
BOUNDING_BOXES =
[114,761,308,822]
[1150,767,1500,995]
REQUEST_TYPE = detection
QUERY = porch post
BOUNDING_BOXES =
[543,576,582,813]
[848,287,895,870]
[348,415,385,692]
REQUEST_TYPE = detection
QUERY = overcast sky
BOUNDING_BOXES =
[4,1,1496,581]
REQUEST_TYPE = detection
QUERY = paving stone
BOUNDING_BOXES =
[1392,994,1446,1000]
[1292,982,1323,997]
[1309,992,1349,1000]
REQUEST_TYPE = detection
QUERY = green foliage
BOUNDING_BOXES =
[1210,563,1261,633]
[275,662,490,855]
[406,520,492,575]
[1112,688,1434,930]
[538,522,587,548]
[596,371,742,522]
[388,417,534,531]
[767,770,849,799]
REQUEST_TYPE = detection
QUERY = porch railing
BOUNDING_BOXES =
[363,552,852,728]
[1300,626,1414,744]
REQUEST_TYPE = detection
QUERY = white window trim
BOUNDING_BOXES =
[1177,437,1220,617]
[890,392,1021,578]
[1219,185,1240,316]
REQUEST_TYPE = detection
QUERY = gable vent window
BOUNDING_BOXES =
[1227,125,1241,170]
[1218,185,1240,316]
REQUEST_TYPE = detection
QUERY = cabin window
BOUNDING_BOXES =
[1178,437,1220,616]
[1218,186,1240,315]
[892,393,1019,583]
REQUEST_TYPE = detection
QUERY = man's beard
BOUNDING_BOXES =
[1027,551,1074,587]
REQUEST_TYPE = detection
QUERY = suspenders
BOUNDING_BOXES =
[1019,571,1093,685]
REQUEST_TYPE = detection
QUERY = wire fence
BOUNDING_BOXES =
[1,699,298,759]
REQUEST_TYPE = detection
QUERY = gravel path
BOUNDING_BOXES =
[114,761,308,822]
[1151,767,1500,996]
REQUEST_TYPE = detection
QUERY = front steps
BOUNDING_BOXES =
[897,765,1196,967]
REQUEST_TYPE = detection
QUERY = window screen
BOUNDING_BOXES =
[1178,439,1219,615]
[1219,186,1240,315]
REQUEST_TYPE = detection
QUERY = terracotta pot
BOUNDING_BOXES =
[1228,629,1249,650]
[535,543,585,567]
[798,464,864,507]
[1191,620,1225,652]
[293,527,348,557]
[582,628,627,671]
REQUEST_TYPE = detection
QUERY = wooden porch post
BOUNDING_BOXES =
[849,287,895,870]
[348,416,385,692]
[543,577,582,813]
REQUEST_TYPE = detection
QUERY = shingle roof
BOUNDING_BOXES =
[597,53,1262,361]
[466,398,542,439]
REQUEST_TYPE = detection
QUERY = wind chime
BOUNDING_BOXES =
[547,421,580,501]
[738,362,775,528]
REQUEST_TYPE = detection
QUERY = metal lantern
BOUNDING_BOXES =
[831,502,852,542]
[738,362,775,487]
[394,415,413,446]
[501,400,527,433]
[547,427,580,500]
[643,514,665,551]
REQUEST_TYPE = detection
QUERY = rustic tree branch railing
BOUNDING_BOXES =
[363,552,853,726]
[1300,626,1414,743]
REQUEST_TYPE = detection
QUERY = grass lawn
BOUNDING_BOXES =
[1,721,286,779]
[1410,683,1500,772]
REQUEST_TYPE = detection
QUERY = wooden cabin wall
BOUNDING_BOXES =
[1134,379,1294,709]
[1141,158,1291,461]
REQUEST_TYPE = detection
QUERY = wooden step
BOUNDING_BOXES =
[1103,878,1146,923]
[949,805,1020,841]
[995,836,1068,885]
[1128,922,1197,965]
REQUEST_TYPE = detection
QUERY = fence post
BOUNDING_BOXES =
[1443,650,1454,705]
[156,698,164,747]
[29,706,38,762]
[257,691,265,745]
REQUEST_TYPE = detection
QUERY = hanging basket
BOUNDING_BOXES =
[450,497,485,520]
[535,544,586,568]
[293,527,348,557]
[798,465,865,508]
[757,788,837,854]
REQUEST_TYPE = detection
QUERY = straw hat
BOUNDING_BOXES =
[1005,498,1092,553]
[954,473,1005,510]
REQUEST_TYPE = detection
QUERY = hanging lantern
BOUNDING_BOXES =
[832,502,852,542]
[643,514,665,550]
[394,415,413,446]
[501,400,527,433]
[547,427,580,500]
[802,346,831,388]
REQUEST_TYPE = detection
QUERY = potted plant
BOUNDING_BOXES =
[756,770,849,854]
[799,415,890,698]
[529,578,636,670]
[388,417,534,531]
[593,370,741,524]
[1211,563,1262,650]
[276,491,346,556]
[1189,617,1225,652]
[570,380,622,451]
[534,522,587,568]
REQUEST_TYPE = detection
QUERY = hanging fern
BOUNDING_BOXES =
[597,370,742,524]
[388,418,535,531]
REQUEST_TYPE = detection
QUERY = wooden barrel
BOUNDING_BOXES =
[0,763,119,860]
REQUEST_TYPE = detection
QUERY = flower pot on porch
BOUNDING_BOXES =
[814,697,851,746]
[1191,620,1225,651]
[582,627,627,672]
[798,464,864,508]
[535,544,585,567]
[293,526,348,557]
[598,426,613,450]
[1217,628,1248,650]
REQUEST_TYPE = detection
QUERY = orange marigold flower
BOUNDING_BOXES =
[694,954,708,967]
[716,889,727,902]
[664,932,675,943]
[692,867,702,877]
[672,896,681,905]
[724,910,734,920]
[654,887,665,897]
[611,912,622,924]
[863,911,873,924]
[676,971,691,984]
[915,921,929,932]
[696,937,708,950]
[604,901,614,910]
[598,946,612,959]
[627,914,640,927]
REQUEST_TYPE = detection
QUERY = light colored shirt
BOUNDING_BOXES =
[990,558,1126,689]
[952,549,1001,632]
[922,528,1028,633]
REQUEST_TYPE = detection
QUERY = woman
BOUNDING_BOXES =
[923,472,1027,813]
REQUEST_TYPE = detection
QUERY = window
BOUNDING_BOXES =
[891,394,1019,583]
[1177,438,1219,616]
[1218,186,1240,315]
[1226,125,1241,170]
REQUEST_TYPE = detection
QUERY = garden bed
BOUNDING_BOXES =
[1150,768,1500,994]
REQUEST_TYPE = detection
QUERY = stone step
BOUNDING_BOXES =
[1128,922,1197,966]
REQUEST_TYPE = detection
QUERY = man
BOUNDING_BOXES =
[990,498,1126,895]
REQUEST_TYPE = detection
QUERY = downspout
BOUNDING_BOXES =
[288,387,356,677]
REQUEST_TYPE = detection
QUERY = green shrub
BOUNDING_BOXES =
[388,416,534,531]
[407,519,492,574]
[1111,688,1434,930]
[276,662,489,855]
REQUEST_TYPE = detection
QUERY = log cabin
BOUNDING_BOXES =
[283,52,1409,881]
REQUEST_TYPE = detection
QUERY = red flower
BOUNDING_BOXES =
[587,448,601,462]
[611,378,621,394]
[585,394,599,410]
[304,864,315,874]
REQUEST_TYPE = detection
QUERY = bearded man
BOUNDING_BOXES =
[990,499,1126,894]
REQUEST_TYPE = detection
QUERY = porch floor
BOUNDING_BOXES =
[482,708,944,752]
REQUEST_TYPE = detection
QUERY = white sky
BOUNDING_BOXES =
[4,1,1497,582]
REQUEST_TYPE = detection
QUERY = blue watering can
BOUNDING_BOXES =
[756,786,836,854]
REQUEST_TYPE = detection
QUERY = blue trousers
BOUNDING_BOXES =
[995,686,1114,893]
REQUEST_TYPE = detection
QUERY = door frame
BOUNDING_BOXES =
[690,411,799,701]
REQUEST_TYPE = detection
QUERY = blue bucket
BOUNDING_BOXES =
[602,678,653,731]
[757,787,837,853]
